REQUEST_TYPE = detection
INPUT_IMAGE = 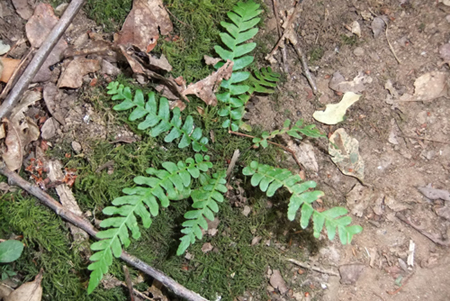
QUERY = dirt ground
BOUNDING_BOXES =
[251,0,450,300]
[1,0,450,300]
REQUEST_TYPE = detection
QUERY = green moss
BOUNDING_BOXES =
[84,0,133,32]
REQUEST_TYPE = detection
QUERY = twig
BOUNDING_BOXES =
[271,0,289,73]
[396,213,450,247]
[386,270,415,295]
[226,149,240,179]
[398,134,450,145]
[0,164,208,301]
[292,35,318,95]
[383,19,401,65]
[0,47,35,100]
[0,0,86,120]
[286,258,339,276]
[228,130,304,170]
[268,0,303,58]
[123,265,135,301]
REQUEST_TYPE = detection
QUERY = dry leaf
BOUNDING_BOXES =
[148,54,172,71]
[182,60,233,105]
[1,118,23,171]
[417,185,450,201]
[12,0,33,20]
[287,140,318,172]
[269,270,288,295]
[0,56,20,83]
[339,264,364,285]
[204,55,221,66]
[351,21,361,37]
[116,0,173,52]
[328,128,364,181]
[411,71,447,102]
[0,40,11,55]
[58,57,101,88]
[201,242,213,253]
[5,269,43,301]
[40,117,58,140]
[372,15,388,38]
[25,3,67,82]
[329,71,371,93]
[313,92,361,125]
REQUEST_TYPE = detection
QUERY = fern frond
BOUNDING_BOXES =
[242,161,362,244]
[248,67,281,94]
[214,0,262,131]
[107,82,209,152]
[177,171,228,255]
[253,119,326,148]
[87,154,213,294]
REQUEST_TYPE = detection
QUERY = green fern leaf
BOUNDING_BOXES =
[87,155,213,293]
[243,161,362,244]
[248,67,281,94]
[107,82,208,152]
[177,172,228,255]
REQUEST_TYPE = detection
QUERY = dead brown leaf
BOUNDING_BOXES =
[116,0,173,52]
[204,55,221,66]
[0,56,20,83]
[12,0,33,20]
[1,118,23,171]
[269,270,288,295]
[25,3,67,82]
[182,60,233,106]
[58,57,101,88]
[201,242,213,254]
[4,269,43,301]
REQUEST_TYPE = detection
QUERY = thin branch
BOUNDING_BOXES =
[292,36,318,95]
[0,0,86,120]
[226,149,241,179]
[286,258,339,276]
[271,0,289,73]
[228,130,304,170]
[0,164,208,301]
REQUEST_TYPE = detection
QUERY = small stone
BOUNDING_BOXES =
[71,141,82,154]
[242,205,251,216]
[102,59,121,76]
[353,47,364,57]
[339,264,365,285]
[41,118,58,140]
[54,3,69,16]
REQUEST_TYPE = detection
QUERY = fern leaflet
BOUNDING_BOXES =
[107,81,209,152]
[177,171,228,255]
[248,67,281,94]
[243,161,362,244]
[87,154,213,293]
[253,119,326,148]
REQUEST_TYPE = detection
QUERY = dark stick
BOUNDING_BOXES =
[0,0,86,120]
[271,0,289,73]
[0,164,208,301]
[396,213,450,247]
[292,37,318,95]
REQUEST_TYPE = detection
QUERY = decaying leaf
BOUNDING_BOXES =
[0,40,11,55]
[182,60,233,105]
[329,128,364,181]
[116,0,173,52]
[148,54,172,72]
[4,269,43,301]
[313,92,361,125]
[371,15,388,38]
[12,0,33,20]
[25,3,67,82]
[400,71,448,102]
[417,185,450,201]
[287,140,318,172]
[0,56,20,83]
[351,21,361,37]
[329,71,371,93]
[269,270,288,295]
[58,57,101,88]
[201,242,213,253]
[1,118,23,171]
[204,55,222,66]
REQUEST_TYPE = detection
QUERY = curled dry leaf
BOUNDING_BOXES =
[25,3,67,82]
[1,118,23,172]
[58,57,101,88]
[328,128,365,181]
[0,56,20,83]
[182,60,234,105]
[5,269,43,301]
[116,0,173,52]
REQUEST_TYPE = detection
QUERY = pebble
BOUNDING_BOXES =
[71,141,82,154]
[353,47,364,57]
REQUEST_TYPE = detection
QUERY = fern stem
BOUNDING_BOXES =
[228,130,304,170]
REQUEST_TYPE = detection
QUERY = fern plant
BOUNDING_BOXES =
[87,155,213,293]
[243,161,362,244]
[107,82,209,152]
[253,119,327,148]
[247,67,281,94]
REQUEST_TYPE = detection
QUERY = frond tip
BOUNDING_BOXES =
[243,161,362,244]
